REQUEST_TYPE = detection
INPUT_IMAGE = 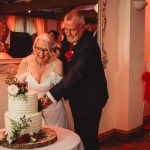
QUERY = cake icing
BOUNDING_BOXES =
[5,90,42,136]
[5,112,41,133]
[8,91,38,114]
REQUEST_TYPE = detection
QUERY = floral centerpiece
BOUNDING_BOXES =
[5,75,28,100]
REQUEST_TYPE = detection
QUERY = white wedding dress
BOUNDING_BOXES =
[16,58,68,129]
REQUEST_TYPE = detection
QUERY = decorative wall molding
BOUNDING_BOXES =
[100,0,108,69]
[0,59,21,75]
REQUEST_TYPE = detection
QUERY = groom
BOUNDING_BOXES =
[42,9,108,150]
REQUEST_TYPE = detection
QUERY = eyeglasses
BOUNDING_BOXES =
[35,46,49,54]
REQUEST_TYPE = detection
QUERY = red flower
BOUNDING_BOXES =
[17,136,24,144]
[22,133,30,143]
[17,134,30,144]
[65,50,73,60]
[33,133,39,141]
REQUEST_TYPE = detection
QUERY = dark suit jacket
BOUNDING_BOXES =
[93,31,97,41]
[8,31,32,58]
[50,30,108,116]
[58,35,70,73]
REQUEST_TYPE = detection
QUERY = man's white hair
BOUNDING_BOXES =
[64,9,85,26]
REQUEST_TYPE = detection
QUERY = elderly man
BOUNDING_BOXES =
[41,9,108,150]
[0,16,32,58]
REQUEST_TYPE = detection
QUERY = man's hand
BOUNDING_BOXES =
[40,95,53,109]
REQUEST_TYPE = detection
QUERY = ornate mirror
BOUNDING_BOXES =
[99,0,108,68]
[0,0,108,128]
[0,0,108,67]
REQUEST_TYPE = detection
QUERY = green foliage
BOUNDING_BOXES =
[10,115,32,133]
[38,129,46,139]
[7,115,32,143]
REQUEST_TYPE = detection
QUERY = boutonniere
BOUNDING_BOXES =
[65,49,74,60]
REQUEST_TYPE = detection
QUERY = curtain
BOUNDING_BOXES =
[35,18,45,34]
[6,15,58,35]
[14,16,25,32]
[7,15,16,31]
[27,18,37,35]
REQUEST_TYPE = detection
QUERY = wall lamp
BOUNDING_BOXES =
[132,0,148,11]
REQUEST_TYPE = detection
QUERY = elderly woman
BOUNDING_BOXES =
[16,33,68,128]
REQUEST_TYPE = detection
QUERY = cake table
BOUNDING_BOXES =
[0,126,84,150]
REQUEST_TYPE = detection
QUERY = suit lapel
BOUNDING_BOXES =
[63,30,91,72]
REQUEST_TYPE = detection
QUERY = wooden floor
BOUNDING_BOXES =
[100,129,150,150]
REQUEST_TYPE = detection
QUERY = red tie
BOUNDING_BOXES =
[65,44,74,60]
[69,43,74,51]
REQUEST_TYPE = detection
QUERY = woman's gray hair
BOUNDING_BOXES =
[33,33,54,55]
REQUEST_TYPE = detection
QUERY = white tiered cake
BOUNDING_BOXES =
[5,90,42,134]
[0,76,57,149]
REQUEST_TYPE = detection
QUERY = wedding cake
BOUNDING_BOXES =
[0,75,57,149]
[5,90,42,135]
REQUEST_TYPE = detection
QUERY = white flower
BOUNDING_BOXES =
[20,129,26,136]
[6,131,14,144]
[8,84,19,96]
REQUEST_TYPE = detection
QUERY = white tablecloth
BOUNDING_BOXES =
[0,126,84,150]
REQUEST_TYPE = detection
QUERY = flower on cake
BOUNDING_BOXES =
[7,84,19,96]
[6,131,14,144]
[5,75,28,97]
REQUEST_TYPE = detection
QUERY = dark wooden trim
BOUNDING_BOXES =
[1,9,97,20]
[0,0,98,13]
[99,129,115,144]
[99,125,145,145]
[0,1,98,20]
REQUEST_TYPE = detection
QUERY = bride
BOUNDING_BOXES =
[16,33,68,128]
